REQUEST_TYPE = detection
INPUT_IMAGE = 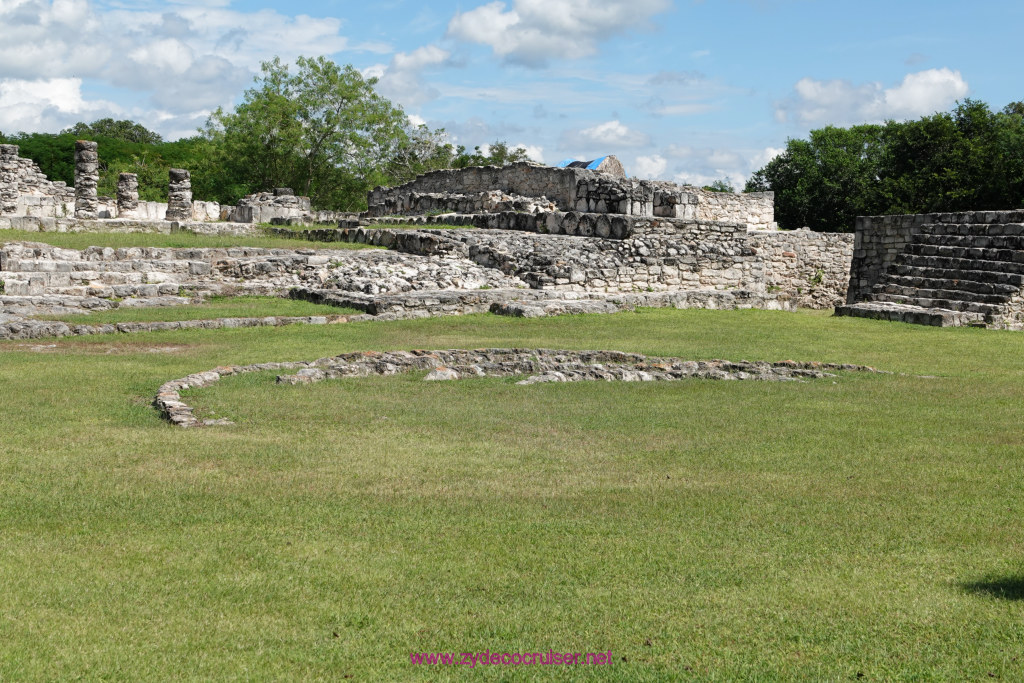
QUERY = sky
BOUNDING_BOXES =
[0,0,1020,188]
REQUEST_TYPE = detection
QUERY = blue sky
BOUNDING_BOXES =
[1,0,1020,187]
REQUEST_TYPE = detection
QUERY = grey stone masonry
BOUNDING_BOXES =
[226,188,312,223]
[74,141,99,219]
[165,169,192,221]
[1,144,75,217]
[837,210,1024,328]
[117,173,139,216]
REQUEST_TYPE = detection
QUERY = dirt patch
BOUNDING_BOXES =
[9,341,192,354]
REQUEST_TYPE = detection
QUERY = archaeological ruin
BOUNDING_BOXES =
[11,141,1019,341]
[0,145,863,341]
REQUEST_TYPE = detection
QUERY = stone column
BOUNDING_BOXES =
[166,168,192,221]
[74,140,99,219]
[0,144,19,215]
[117,173,139,217]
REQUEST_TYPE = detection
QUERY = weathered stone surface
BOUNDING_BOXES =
[837,211,1024,328]
[117,173,139,216]
[74,141,99,219]
[165,168,192,221]
[424,367,459,381]
[154,348,883,427]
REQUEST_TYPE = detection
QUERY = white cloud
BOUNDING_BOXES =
[750,146,785,169]
[375,45,452,107]
[0,1,379,136]
[447,0,671,67]
[516,144,544,163]
[0,77,118,134]
[776,68,969,126]
[632,154,667,179]
[562,120,651,150]
[652,144,784,191]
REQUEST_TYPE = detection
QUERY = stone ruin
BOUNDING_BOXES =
[0,143,305,226]
[0,144,75,217]
[155,349,882,428]
[837,210,1024,328]
[0,142,867,340]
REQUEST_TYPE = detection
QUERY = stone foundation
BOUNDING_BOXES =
[154,349,882,428]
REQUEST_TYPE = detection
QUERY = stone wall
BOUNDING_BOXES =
[846,213,935,304]
[0,215,257,235]
[694,189,775,231]
[367,163,774,230]
[749,229,854,308]
[0,145,75,217]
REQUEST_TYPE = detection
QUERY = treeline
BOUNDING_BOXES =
[746,99,1024,231]
[0,56,530,211]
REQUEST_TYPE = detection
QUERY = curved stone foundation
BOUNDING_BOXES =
[154,348,882,428]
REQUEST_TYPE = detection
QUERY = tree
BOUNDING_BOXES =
[746,99,1024,231]
[746,124,884,231]
[452,140,532,168]
[702,179,735,193]
[204,56,412,210]
[62,118,163,144]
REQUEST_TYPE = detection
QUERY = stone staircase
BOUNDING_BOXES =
[837,219,1024,328]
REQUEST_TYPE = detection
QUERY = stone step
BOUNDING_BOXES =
[903,243,1024,264]
[899,253,1024,276]
[869,292,1007,315]
[889,263,1024,286]
[46,283,185,298]
[871,283,1012,305]
[919,222,1024,237]
[874,274,1020,297]
[912,232,1024,249]
[2,257,204,275]
[835,301,987,327]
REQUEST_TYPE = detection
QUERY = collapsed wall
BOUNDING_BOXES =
[0,145,75,217]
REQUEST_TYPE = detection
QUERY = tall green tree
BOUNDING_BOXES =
[746,124,884,231]
[62,118,163,145]
[747,100,1024,231]
[204,56,411,210]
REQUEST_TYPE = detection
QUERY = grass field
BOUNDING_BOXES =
[36,296,362,324]
[1,308,1023,680]
[0,229,379,251]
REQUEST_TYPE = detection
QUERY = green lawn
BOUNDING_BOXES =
[0,229,379,251]
[1,308,1023,680]
[36,296,362,324]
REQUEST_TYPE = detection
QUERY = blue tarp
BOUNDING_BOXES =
[555,156,627,178]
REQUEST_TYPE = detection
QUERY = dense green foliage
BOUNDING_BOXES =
[61,118,164,145]
[202,56,531,210]
[746,99,1024,231]
[0,130,223,203]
